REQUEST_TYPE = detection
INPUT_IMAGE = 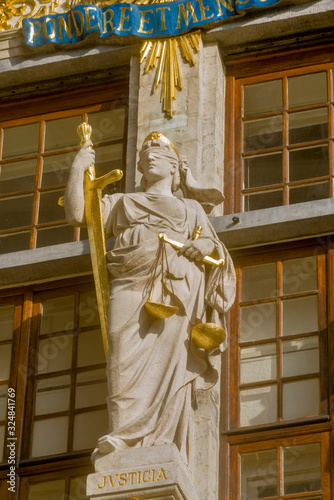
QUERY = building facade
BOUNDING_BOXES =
[0,0,334,498]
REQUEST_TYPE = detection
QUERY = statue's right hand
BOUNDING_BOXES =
[72,141,95,173]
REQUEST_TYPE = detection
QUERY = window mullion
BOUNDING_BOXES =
[282,76,289,206]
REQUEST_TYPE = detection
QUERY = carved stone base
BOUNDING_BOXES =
[87,444,200,500]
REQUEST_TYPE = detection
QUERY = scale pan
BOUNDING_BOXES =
[145,301,179,319]
[192,322,226,350]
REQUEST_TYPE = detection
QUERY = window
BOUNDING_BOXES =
[225,237,334,499]
[0,82,128,254]
[0,278,107,499]
[230,433,331,499]
[225,50,334,213]
[230,246,327,429]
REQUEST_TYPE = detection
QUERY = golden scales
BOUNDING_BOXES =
[144,226,227,351]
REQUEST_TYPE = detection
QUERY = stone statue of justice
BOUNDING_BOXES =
[64,124,236,465]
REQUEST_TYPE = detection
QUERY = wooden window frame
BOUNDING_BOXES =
[224,43,334,215]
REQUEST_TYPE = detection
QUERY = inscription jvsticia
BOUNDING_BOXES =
[97,468,167,489]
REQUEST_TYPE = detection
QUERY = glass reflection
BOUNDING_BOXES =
[2,123,39,159]
[244,189,283,212]
[240,303,276,342]
[283,256,317,294]
[289,108,328,144]
[31,417,68,457]
[244,80,283,116]
[283,336,319,378]
[240,449,277,499]
[282,295,318,336]
[288,72,327,108]
[243,153,283,189]
[88,108,125,143]
[243,116,283,152]
[73,409,108,450]
[242,263,277,301]
[283,443,321,494]
[44,116,81,152]
[0,159,36,194]
[240,385,277,427]
[283,378,319,419]
[241,344,276,384]
[0,304,14,342]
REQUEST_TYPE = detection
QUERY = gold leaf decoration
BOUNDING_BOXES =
[140,31,200,117]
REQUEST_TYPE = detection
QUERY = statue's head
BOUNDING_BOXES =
[138,132,180,192]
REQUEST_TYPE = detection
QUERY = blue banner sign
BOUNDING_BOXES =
[23,0,283,47]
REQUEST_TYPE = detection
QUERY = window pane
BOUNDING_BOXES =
[242,263,277,301]
[41,295,75,335]
[2,123,39,160]
[288,72,327,108]
[73,409,108,450]
[0,385,8,420]
[69,476,88,500]
[244,153,283,189]
[282,295,318,336]
[0,344,12,381]
[283,336,319,378]
[244,80,283,116]
[31,416,68,457]
[36,225,74,249]
[79,291,99,328]
[289,108,328,144]
[77,330,105,367]
[0,231,31,254]
[0,194,33,230]
[283,256,317,294]
[244,189,283,212]
[0,159,37,194]
[38,190,65,224]
[283,443,321,494]
[75,369,107,408]
[44,116,82,152]
[42,151,77,187]
[88,108,125,143]
[35,375,71,415]
[30,479,66,500]
[0,305,14,342]
[240,385,277,427]
[283,378,319,419]
[37,335,73,374]
[95,144,124,196]
[289,145,329,182]
[240,344,276,384]
[240,303,276,342]
[241,449,277,499]
[243,116,283,152]
[290,182,329,205]
[0,424,4,462]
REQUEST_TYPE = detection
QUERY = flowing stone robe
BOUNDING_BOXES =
[102,192,235,462]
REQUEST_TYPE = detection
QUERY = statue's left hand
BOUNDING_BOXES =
[178,238,215,261]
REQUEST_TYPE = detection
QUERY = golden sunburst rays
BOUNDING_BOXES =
[140,31,201,117]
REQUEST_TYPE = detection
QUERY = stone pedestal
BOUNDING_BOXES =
[87,444,200,500]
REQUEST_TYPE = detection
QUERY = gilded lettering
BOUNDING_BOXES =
[176,2,199,29]
[102,9,115,33]
[118,473,127,486]
[43,17,57,39]
[142,470,151,483]
[151,469,156,482]
[117,7,132,32]
[197,0,214,21]
[108,474,118,487]
[28,20,41,44]
[137,470,141,484]
[128,471,137,485]
[156,6,170,31]
[156,468,167,481]
[84,6,99,30]
[215,0,234,16]
[59,15,72,40]
[71,10,84,36]
[137,9,153,34]
[97,476,106,489]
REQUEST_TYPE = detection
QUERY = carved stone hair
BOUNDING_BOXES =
[137,139,181,192]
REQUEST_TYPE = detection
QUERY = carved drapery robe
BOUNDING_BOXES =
[102,192,235,462]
